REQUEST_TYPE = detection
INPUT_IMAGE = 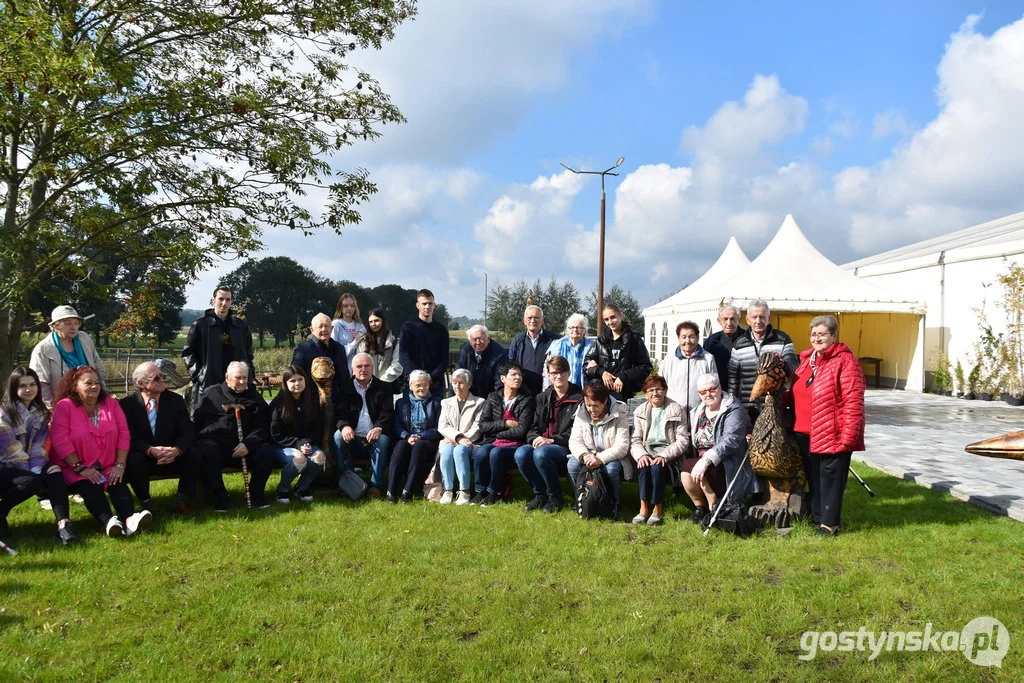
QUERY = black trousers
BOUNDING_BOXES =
[795,432,852,527]
[195,439,276,504]
[67,479,135,526]
[125,446,203,503]
[387,439,439,497]
[0,468,75,522]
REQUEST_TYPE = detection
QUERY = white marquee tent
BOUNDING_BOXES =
[644,215,928,389]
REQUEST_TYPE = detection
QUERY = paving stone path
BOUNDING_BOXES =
[860,389,1024,521]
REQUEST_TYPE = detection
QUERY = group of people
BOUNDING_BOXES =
[0,289,865,545]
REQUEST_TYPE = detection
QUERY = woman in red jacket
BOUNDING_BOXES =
[791,315,865,536]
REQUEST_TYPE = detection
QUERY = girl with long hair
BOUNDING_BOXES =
[269,365,327,503]
[0,367,78,544]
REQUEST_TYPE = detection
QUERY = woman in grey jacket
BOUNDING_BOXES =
[630,375,692,525]
[684,373,760,524]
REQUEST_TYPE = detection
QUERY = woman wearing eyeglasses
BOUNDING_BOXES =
[791,315,865,536]
[629,375,691,525]
[682,373,758,524]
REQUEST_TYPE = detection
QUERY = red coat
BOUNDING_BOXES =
[792,342,865,453]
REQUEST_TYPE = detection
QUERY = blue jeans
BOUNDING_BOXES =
[566,457,623,505]
[273,446,327,495]
[514,444,569,497]
[334,430,393,490]
[635,461,668,504]
[473,444,519,494]
[439,443,474,491]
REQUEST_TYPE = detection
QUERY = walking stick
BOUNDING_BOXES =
[703,450,750,537]
[222,403,252,509]
[1,539,16,556]
[849,465,876,497]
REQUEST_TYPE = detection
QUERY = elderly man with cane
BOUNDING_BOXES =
[194,362,276,511]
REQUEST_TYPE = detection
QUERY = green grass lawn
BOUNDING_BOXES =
[1,466,1021,681]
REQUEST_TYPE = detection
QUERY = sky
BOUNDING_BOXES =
[185,1,1024,319]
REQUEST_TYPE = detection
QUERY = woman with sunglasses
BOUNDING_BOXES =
[682,373,758,524]
[790,315,865,536]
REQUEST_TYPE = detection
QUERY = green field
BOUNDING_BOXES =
[0,466,1020,681]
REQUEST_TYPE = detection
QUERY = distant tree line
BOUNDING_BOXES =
[220,256,450,347]
[485,277,643,338]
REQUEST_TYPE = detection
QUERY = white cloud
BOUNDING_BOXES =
[837,14,1024,250]
[349,0,654,164]
[872,109,913,139]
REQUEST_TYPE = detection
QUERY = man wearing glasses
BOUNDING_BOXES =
[120,361,204,515]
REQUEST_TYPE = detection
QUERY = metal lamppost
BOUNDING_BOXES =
[483,271,488,328]
[559,157,624,335]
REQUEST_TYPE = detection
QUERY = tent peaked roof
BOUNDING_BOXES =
[643,236,750,316]
[721,214,925,314]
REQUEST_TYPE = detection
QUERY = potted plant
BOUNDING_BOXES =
[933,355,953,396]
[965,362,980,400]
[955,360,966,398]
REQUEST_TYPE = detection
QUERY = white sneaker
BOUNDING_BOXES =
[105,517,125,538]
[439,490,454,505]
[125,510,153,537]
[39,498,53,511]
[455,491,471,506]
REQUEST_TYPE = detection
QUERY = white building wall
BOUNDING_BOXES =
[854,248,1024,390]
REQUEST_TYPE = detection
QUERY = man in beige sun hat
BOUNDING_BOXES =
[29,305,105,406]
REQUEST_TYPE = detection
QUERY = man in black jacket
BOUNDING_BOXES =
[703,304,744,389]
[121,362,204,515]
[182,286,255,415]
[398,289,449,398]
[194,362,276,511]
[292,313,352,398]
[336,353,395,499]
[455,324,505,398]
[507,305,558,396]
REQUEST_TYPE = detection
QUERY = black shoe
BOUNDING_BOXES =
[817,525,840,537]
[385,492,398,504]
[524,494,548,511]
[480,493,501,507]
[400,491,412,504]
[0,515,10,539]
[541,496,563,513]
[276,492,291,505]
[56,522,80,546]
[689,506,709,525]
[212,493,231,513]
[469,491,485,505]
[251,495,270,510]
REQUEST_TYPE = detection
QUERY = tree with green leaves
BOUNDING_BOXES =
[0,0,415,379]
[221,256,335,346]
[586,284,644,338]
[484,277,582,338]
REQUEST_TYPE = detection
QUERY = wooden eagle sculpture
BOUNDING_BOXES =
[310,356,337,478]
[746,351,807,528]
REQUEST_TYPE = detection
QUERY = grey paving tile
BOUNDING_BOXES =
[859,389,1024,522]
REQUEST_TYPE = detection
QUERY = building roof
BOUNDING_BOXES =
[646,215,927,316]
[643,237,750,317]
[843,210,1024,276]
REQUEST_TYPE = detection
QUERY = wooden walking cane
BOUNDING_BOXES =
[222,403,252,509]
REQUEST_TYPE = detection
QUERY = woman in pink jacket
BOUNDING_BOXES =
[791,315,866,536]
[50,367,152,538]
